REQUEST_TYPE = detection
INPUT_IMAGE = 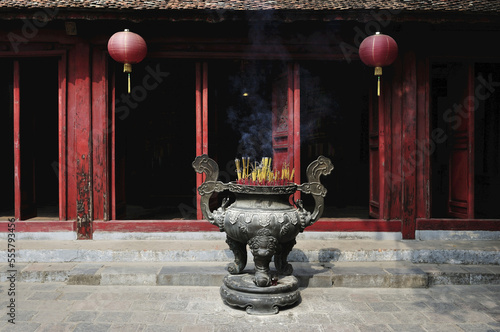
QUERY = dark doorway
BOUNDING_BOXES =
[20,58,59,219]
[114,59,196,220]
[0,58,58,220]
[208,60,370,219]
[300,61,370,219]
[475,63,500,219]
[208,60,278,208]
[430,62,471,219]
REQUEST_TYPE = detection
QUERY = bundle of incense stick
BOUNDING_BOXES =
[234,157,295,186]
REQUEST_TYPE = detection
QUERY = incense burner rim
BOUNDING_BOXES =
[228,182,297,195]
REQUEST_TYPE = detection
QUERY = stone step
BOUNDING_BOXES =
[2,261,500,288]
[3,239,500,265]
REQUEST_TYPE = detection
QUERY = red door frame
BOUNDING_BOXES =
[5,53,402,236]
[415,59,500,233]
[58,52,68,221]
[195,62,208,220]
[292,62,301,199]
[92,47,110,221]
[11,52,68,221]
[13,60,21,220]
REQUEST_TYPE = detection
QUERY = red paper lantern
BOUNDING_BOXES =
[359,32,398,96]
[107,29,147,93]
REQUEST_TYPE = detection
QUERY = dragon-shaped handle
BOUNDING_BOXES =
[296,156,334,228]
[192,154,229,230]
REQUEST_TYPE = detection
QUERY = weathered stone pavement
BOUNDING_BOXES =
[1,282,500,331]
[1,239,499,330]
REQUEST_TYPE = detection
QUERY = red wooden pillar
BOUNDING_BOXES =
[196,62,208,220]
[58,53,68,220]
[92,48,109,221]
[416,58,430,219]
[401,51,418,239]
[292,62,301,201]
[368,87,380,218]
[377,75,389,219]
[390,58,403,220]
[69,42,93,238]
[13,60,21,220]
[382,69,393,219]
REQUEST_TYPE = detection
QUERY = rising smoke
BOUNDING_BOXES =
[226,61,273,159]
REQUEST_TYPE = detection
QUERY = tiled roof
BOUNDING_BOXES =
[0,0,499,13]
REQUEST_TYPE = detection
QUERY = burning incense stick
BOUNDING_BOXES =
[234,156,295,186]
[235,158,242,180]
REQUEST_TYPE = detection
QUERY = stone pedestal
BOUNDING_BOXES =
[220,274,300,315]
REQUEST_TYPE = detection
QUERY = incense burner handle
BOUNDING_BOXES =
[192,154,229,231]
[296,156,334,229]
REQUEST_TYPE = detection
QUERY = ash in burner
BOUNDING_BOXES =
[234,157,294,186]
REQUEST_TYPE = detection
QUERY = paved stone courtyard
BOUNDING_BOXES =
[1,282,500,331]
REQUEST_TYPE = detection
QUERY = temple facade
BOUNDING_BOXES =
[1,1,499,239]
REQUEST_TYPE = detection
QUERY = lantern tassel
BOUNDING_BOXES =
[123,63,132,94]
[375,66,382,97]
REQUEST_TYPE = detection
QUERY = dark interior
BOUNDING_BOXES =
[115,59,196,220]
[0,58,58,220]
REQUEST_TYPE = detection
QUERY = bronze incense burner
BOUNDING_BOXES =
[192,154,333,314]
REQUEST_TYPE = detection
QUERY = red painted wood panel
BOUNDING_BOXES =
[448,63,474,219]
[402,51,417,239]
[58,53,68,220]
[195,63,202,220]
[110,65,117,220]
[308,219,402,232]
[416,58,430,219]
[417,219,500,231]
[287,63,294,172]
[272,67,290,170]
[203,62,208,156]
[13,60,21,221]
[416,58,424,219]
[382,72,393,220]
[0,221,75,232]
[378,77,386,219]
[390,58,403,220]
[71,42,93,239]
[92,219,402,233]
[195,62,208,220]
[368,87,380,218]
[66,51,77,221]
[94,220,220,232]
[293,62,301,202]
[92,48,109,221]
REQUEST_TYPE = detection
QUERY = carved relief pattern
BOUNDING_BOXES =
[287,212,298,225]
[228,212,238,225]
[280,222,290,237]
[258,214,272,227]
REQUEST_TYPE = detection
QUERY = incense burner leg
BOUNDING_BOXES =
[226,236,247,274]
[248,230,277,287]
[274,239,296,276]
